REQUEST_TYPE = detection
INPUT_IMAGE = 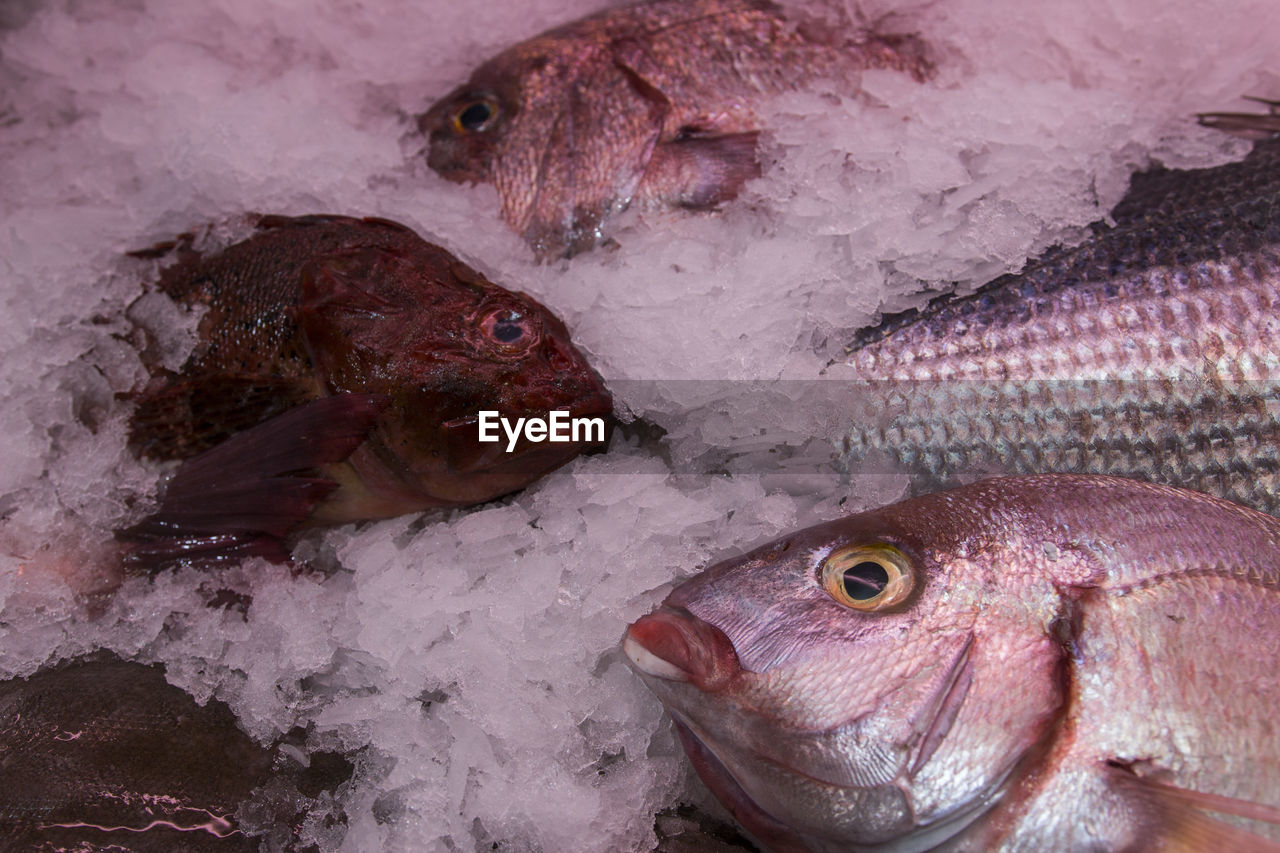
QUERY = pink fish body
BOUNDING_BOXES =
[626,474,1280,851]
[420,0,931,257]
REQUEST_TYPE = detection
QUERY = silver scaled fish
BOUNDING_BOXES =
[625,473,1280,851]
[420,0,932,258]
[828,138,1280,515]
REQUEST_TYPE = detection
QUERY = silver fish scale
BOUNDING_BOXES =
[836,140,1280,514]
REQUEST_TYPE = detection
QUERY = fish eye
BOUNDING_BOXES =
[820,544,914,611]
[453,96,500,133]
[479,307,539,353]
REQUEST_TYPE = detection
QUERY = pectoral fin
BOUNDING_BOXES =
[638,131,762,211]
[119,393,389,571]
[1105,761,1280,852]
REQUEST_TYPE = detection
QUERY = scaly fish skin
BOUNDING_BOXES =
[0,654,355,851]
[625,474,1280,851]
[830,140,1280,515]
[0,655,274,851]
[125,214,611,566]
[420,0,932,258]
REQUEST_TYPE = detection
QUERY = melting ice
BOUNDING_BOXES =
[0,0,1274,850]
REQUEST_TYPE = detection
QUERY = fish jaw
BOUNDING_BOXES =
[624,604,1039,852]
[623,609,818,851]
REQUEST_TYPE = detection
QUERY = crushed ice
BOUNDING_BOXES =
[0,0,1272,849]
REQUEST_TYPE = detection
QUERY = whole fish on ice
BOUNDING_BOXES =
[0,653,347,851]
[828,138,1280,514]
[625,473,1280,851]
[420,0,933,258]
[123,214,611,567]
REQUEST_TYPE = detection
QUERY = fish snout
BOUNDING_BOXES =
[623,606,741,692]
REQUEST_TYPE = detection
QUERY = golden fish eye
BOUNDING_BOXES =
[820,544,914,611]
[453,96,500,133]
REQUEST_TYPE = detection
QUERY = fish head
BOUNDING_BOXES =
[421,38,584,252]
[420,28,669,258]
[296,238,611,509]
[420,52,528,187]
[624,485,1076,852]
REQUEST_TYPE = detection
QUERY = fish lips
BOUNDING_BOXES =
[623,605,742,691]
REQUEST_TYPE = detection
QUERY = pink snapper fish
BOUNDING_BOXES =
[626,474,1280,851]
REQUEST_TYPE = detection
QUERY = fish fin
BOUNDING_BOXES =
[118,393,390,571]
[129,374,315,460]
[1105,761,1280,852]
[611,35,762,212]
[125,230,198,261]
[640,132,762,210]
[1198,97,1280,140]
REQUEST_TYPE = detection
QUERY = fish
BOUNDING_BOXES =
[122,214,612,568]
[0,653,341,851]
[826,137,1280,515]
[624,473,1280,851]
[419,0,933,258]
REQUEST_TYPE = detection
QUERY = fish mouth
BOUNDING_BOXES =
[623,605,741,691]
[566,387,614,423]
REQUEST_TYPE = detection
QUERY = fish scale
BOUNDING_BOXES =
[832,140,1280,515]
[0,655,273,852]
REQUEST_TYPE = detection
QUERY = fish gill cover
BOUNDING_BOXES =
[0,0,1276,851]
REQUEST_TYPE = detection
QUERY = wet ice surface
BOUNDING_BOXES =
[0,0,1273,850]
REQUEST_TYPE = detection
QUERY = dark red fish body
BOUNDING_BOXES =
[420,0,932,257]
[125,215,611,566]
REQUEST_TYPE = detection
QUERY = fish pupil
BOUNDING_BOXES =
[493,321,524,343]
[843,562,889,600]
[458,101,494,131]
